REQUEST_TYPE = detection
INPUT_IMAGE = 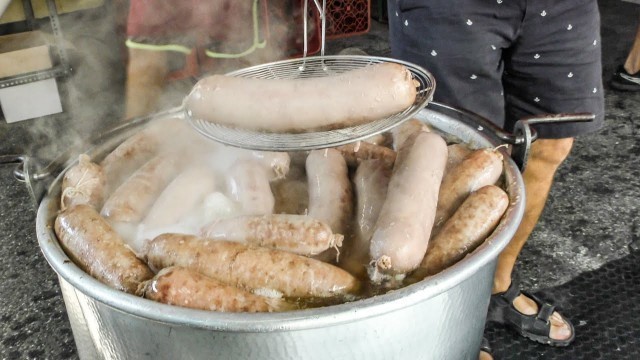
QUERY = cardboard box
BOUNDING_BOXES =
[0,31,63,123]
[0,0,104,24]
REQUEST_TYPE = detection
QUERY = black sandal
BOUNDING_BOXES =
[486,278,575,347]
[479,336,493,359]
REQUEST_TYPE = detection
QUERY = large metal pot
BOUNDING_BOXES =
[33,103,526,360]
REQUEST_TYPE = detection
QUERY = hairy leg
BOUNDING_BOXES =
[124,49,169,120]
[493,137,575,341]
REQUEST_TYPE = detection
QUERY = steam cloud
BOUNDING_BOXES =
[1,0,317,165]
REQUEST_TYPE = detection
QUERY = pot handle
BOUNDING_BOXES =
[0,155,47,207]
[424,103,594,172]
[510,113,595,172]
[1,107,183,208]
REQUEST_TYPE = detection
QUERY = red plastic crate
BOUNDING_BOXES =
[325,0,371,39]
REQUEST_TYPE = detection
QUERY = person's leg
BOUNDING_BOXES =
[624,16,640,74]
[492,137,575,342]
[495,0,604,344]
[611,14,640,91]
[124,49,169,120]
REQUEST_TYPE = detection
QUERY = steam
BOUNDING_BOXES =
[6,1,315,165]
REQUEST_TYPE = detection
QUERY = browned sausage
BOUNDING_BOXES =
[432,148,504,234]
[444,143,473,175]
[415,185,509,278]
[333,141,397,170]
[54,204,153,293]
[61,154,106,211]
[146,234,360,298]
[369,132,448,280]
[137,266,291,312]
[200,214,344,256]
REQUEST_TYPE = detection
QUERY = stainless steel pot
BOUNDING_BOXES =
[31,103,528,360]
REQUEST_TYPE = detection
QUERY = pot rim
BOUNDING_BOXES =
[36,104,525,332]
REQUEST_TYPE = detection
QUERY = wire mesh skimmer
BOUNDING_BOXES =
[185,1,436,151]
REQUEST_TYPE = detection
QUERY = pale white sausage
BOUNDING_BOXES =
[369,132,448,279]
[184,63,418,133]
[101,154,182,223]
[305,149,353,235]
[340,159,391,278]
[391,118,431,150]
[226,159,274,216]
[100,117,186,196]
[143,166,218,228]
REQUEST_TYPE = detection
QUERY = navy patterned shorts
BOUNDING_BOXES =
[388,0,604,138]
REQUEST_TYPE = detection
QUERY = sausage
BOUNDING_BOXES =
[306,149,353,262]
[444,143,473,175]
[101,154,183,223]
[306,149,353,234]
[54,205,153,293]
[415,185,509,278]
[100,117,186,196]
[247,151,291,180]
[61,154,106,211]
[137,266,291,312]
[433,148,504,234]
[391,118,431,150]
[340,159,391,278]
[143,166,217,228]
[369,132,448,280]
[334,141,397,170]
[226,159,275,216]
[184,62,418,133]
[200,214,343,256]
[146,234,360,298]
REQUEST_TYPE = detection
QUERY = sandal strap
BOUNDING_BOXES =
[501,278,522,303]
[522,291,556,322]
[480,337,492,355]
[537,303,556,322]
[504,305,552,338]
[505,291,559,338]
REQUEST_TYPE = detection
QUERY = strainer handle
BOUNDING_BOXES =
[303,0,327,58]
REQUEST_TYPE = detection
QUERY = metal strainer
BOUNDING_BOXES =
[185,1,436,151]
